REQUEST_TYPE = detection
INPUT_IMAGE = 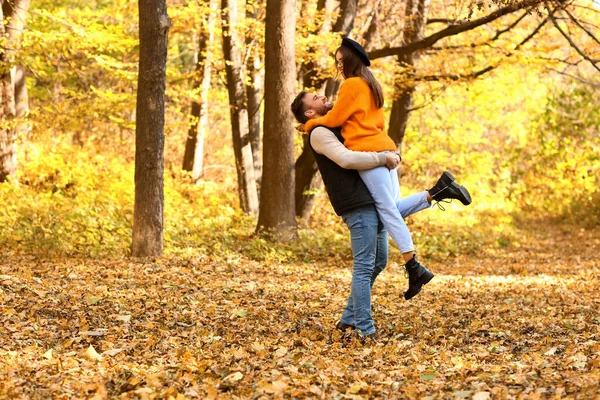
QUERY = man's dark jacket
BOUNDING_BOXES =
[308,126,374,216]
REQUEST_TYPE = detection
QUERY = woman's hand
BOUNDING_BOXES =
[295,123,306,132]
[385,152,400,170]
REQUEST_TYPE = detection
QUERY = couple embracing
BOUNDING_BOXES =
[291,38,472,340]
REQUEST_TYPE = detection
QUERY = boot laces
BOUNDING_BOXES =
[430,184,449,199]
[433,198,452,211]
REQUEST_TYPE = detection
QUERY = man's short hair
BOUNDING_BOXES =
[290,91,309,124]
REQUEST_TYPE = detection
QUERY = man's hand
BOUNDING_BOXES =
[385,152,400,170]
[295,123,306,132]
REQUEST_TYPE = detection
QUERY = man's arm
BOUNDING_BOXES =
[310,127,397,170]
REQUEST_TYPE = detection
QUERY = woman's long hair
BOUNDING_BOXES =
[336,45,384,109]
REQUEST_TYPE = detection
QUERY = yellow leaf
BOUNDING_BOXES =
[43,349,53,360]
[274,346,288,358]
[225,371,243,382]
[347,381,368,394]
[85,345,103,361]
[271,380,287,394]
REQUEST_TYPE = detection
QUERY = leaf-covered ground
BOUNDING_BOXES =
[1,223,599,399]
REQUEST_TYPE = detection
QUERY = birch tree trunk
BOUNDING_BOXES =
[182,0,216,182]
[132,0,170,257]
[222,0,258,214]
[0,0,30,183]
[256,0,297,240]
[246,1,263,189]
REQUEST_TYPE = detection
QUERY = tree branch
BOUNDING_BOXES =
[426,10,532,52]
[414,16,548,82]
[543,66,600,87]
[546,1,600,72]
[562,6,600,47]
[426,18,458,25]
[368,0,542,60]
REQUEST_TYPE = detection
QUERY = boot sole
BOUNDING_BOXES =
[404,271,435,300]
[451,182,472,206]
[442,172,472,206]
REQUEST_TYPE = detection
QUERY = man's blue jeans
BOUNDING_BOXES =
[340,191,430,335]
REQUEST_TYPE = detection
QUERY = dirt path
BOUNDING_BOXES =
[1,223,599,398]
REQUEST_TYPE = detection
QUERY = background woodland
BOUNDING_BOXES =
[0,0,599,398]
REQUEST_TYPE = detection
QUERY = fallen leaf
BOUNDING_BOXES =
[86,296,102,305]
[85,345,103,361]
[274,346,288,358]
[224,371,243,383]
[421,374,436,381]
[43,349,53,360]
[102,348,124,357]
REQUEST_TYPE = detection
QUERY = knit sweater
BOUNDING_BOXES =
[304,77,396,152]
[310,126,388,170]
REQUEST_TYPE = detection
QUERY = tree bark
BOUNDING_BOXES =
[182,0,216,182]
[295,134,322,223]
[388,0,430,153]
[256,0,297,240]
[0,0,30,183]
[246,1,263,189]
[332,0,358,34]
[132,0,170,257]
[222,0,259,214]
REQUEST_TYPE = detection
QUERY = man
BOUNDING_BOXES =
[290,91,471,339]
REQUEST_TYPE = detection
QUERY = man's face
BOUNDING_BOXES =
[303,93,333,119]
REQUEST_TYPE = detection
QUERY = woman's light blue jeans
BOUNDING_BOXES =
[340,190,430,335]
[359,166,416,253]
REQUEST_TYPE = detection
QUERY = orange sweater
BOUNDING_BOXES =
[305,77,396,152]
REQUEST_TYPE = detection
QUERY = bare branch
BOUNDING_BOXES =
[543,66,600,87]
[426,10,532,52]
[426,18,458,25]
[562,6,600,47]
[413,16,548,82]
[368,0,542,60]
[538,56,582,66]
[546,1,600,72]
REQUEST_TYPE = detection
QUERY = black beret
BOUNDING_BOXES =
[341,37,370,67]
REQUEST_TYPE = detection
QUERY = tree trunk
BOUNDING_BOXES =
[294,0,358,221]
[332,0,358,34]
[182,0,216,182]
[256,0,297,240]
[132,0,170,257]
[246,1,263,189]
[222,0,259,214]
[295,134,322,223]
[387,0,430,153]
[0,0,30,183]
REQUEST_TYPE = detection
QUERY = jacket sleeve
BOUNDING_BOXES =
[305,79,360,133]
[310,127,387,170]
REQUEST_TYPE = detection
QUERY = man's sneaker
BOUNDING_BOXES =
[404,256,434,300]
[335,320,355,332]
[429,171,472,206]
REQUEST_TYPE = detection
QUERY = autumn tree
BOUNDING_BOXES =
[222,0,259,214]
[0,0,30,183]
[182,0,217,183]
[132,0,170,257]
[256,0,297,239]
[245,0,264,188]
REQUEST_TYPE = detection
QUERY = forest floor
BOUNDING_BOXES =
[1,222,599,399]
